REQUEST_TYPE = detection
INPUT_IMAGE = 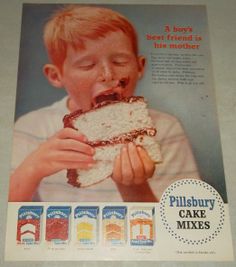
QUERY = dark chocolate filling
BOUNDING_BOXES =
[87,127,156,147]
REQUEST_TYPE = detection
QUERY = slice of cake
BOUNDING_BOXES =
[63,96,162,188]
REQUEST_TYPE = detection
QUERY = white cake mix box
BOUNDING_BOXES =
[130,207,155,246]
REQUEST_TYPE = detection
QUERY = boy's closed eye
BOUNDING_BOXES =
[112,55,131,66]
[76,60,96,70]
[112,60,129,66]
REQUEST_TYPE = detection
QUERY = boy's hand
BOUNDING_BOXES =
[112,142,155,186]
[23,127,95,181]
[9,127,95,202]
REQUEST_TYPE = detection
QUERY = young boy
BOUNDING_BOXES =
[9,5,200,202]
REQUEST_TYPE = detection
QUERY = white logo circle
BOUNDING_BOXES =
[159,179,225,245]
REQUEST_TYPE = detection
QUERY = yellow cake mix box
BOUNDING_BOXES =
[74,206,99,245]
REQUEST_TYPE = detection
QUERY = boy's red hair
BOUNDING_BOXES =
[43,5,138,70]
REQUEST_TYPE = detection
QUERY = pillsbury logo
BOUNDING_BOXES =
[131,210,151,218]
[103,209,125,219]
[18,206,43,219]
[75,210,97,219]
[47,210,68,218]
[47,206,71,219]
[169,196,215,210]
[19,211,40,219]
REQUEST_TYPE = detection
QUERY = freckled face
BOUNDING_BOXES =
[60,31,145,112]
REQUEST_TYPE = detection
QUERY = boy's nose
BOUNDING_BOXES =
[98,62,114,82]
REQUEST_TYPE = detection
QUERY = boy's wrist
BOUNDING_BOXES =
[9,161,43,202]
[19,159,44,185]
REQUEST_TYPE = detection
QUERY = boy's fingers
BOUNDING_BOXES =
[137,146,155,178]
[54,150,95,163]
[57,139,95,155]
[55,128,88,142]
[61,161,95,170]
[127,142,145,184]
[112,154,122,183]
[121,146,134,185]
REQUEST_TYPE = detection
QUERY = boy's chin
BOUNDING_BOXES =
[70,101,92,113]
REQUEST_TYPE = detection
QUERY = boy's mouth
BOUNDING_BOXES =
[94,92,121,105]
[92,77,129,106]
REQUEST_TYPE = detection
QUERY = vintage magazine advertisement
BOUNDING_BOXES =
[5,3,234,261]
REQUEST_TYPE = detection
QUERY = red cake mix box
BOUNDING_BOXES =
[46,206,71,244]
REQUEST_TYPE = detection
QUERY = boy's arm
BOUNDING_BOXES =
[9,128,95,202]
[9,160,43,202]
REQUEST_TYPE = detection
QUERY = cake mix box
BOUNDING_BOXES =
[16,206,43,245]
[46,206,71,244]
[74,206,99,245]
[102,206,127,246]
[130,207,155,246]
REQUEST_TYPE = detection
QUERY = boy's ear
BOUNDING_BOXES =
[137,56,146,79]
[43,64,63,88]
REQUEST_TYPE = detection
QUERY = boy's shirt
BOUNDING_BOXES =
[11,97,200,202]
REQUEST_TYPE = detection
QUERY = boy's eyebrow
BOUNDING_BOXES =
[111,52,133,59]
